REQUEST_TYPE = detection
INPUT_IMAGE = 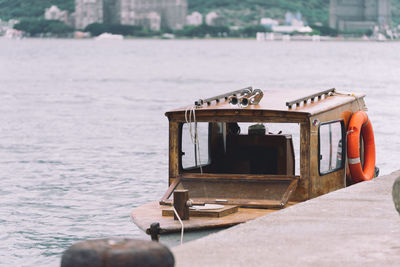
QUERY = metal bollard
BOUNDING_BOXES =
[393,176,400,215]
[61,238,174,267]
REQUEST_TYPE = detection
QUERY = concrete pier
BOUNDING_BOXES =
[173,171,400,266]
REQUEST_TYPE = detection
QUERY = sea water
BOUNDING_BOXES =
[1,39,399,266]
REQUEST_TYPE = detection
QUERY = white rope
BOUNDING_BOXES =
[184,105,203,174]
[173,206,184,245]
[333,91,367,111]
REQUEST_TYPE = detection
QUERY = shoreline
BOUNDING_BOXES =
[3,36,400,42]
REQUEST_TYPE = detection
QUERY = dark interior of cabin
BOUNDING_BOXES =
[180,122,295,176]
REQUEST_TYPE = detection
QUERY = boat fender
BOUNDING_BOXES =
[347,111,376,183]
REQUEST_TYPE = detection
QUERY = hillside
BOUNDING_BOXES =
[0,0,328,24]
[189,0,329,25]
[0,0,73,20]
[0,0,399,26]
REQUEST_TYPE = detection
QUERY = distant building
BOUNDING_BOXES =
[75,0,103,29]
[75,0,187,30]
[45,5,74,26]
[285,12,293,25]
[119,0,187,30]
[103,0,120,24]
[205,11,218,25]
[134,11,161,31]
[330,0,392,31]
[290,18,304,27]
[295,11,302,21]
[186,11,202,26]
[205,11,225,26]
[272,25,312,33]
[45,6,68,21]
[0,19,23,39]
[0,19,19,36]
[0,19,18,30]
[284,11,305,27]
[260,18,278,28]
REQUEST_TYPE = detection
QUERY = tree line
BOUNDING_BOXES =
[12,19,274,38]
[13,19,341,38]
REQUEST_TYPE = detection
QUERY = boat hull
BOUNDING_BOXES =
[158,228,222,247]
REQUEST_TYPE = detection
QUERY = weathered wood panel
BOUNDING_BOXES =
[180,173,297,180]
[168,121,179,185]
[308,98,367,198]
[290,121,310,202]
[162,205,238,218]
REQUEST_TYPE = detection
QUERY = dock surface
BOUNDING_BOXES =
[172,171,400,266]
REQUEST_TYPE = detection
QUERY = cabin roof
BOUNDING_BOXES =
[165,89,365,118]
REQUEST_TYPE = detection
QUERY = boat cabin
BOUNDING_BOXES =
[131,87,370,242]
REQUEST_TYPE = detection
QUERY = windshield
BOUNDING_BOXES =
[181,122,300,176]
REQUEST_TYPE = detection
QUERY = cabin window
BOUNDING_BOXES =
[181,122,210,169]
[233,122,300,175]
[180,121,299,176]
[319,120,345,175]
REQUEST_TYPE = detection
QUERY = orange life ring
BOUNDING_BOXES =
[347,111,375,183]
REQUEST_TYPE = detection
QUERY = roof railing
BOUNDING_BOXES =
[286,88,336,109]
[195,86,253,107]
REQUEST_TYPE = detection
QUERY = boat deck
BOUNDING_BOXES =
[131,201,297,234]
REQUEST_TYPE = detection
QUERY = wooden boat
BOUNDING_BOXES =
[131,87,377,245]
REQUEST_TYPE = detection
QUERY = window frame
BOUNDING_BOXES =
[318,119,346,176]
[179,122,211,171]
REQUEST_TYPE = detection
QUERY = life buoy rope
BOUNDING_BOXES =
[347,111,376,183]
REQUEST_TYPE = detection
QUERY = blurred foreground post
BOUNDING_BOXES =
[393,176,400,215]
[61,238,174,267]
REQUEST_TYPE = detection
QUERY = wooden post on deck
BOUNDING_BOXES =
[174,190,190,220]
